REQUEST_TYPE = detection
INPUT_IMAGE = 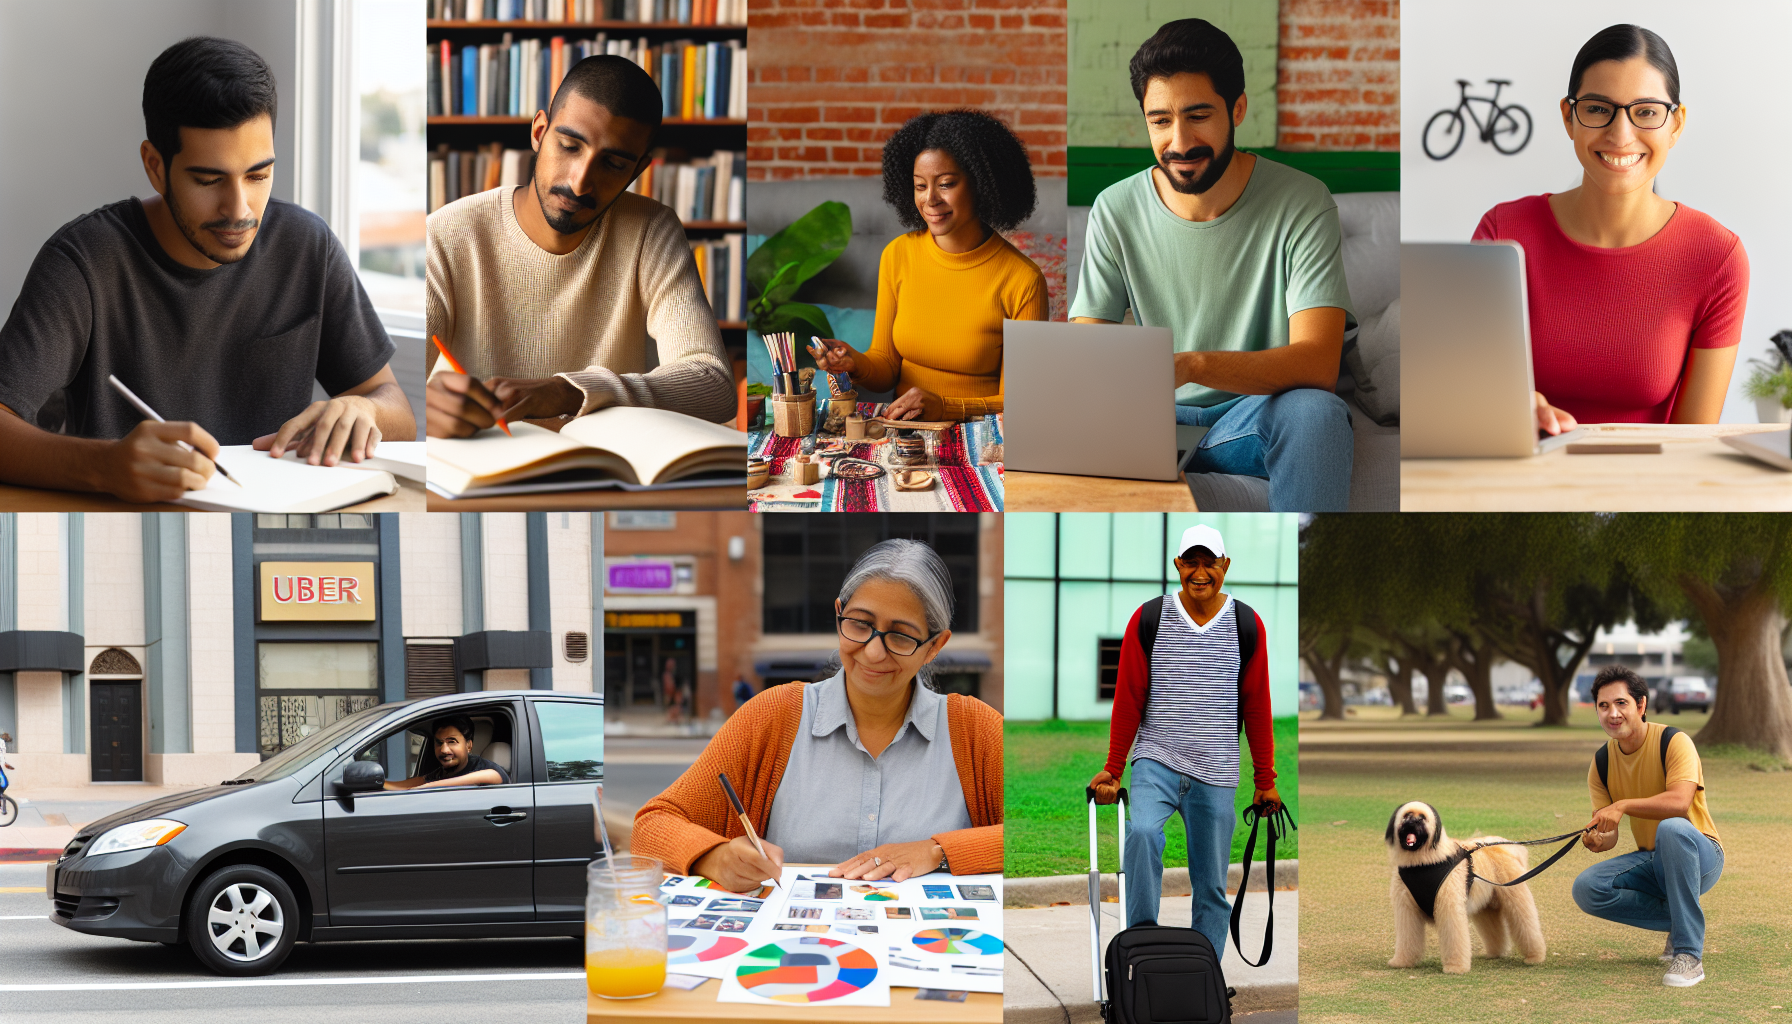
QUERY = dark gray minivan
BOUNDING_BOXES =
[49,691,604,975]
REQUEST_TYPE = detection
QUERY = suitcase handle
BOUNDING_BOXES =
[1087,786,1129,1006]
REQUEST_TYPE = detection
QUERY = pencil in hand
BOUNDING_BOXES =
[430,334,512,436]
[718,772,782,892]
[106,374,242,488]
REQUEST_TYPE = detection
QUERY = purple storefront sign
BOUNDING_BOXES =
[608,562,674,591]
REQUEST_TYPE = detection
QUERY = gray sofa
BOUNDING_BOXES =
[1067,189,1401,512]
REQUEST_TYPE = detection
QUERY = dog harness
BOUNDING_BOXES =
[1398,848,1474,919]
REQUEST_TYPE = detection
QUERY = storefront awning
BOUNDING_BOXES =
[457,630,551,670]
[0,630,84,672]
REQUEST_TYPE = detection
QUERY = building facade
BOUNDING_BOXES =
[0,512,606,791]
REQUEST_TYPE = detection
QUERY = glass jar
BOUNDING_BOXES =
[585,854,667,999]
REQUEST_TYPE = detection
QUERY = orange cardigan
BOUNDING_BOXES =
[632,682,1004,876]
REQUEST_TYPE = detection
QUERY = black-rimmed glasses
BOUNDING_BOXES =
[1567,96,1678,130]
[836,615,935,657]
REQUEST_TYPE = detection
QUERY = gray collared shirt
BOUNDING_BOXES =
[763,670,973,865]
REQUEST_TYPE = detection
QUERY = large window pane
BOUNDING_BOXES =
[355,0,425,313]
[257,693,379,758]
[537,701,605,782]
[258,642,380,690]
[762,515,980,634]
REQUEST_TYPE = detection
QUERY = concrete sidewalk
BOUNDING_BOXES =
[1003,891,1298,1022]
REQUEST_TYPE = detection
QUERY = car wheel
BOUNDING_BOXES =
[183,865,298,976]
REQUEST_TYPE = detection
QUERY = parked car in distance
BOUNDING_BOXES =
[1660,676,1711,715]
[48,691,605,975]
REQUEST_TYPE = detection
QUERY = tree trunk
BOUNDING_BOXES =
[1480,581,1592,727]
[1447,633,1503,721]
[1680,576,1792,760]
[1382,654,1419,716]
[1422,664,1450,716]
[1301,639,1349,722]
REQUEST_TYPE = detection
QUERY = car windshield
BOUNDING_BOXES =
[232,702,406,783]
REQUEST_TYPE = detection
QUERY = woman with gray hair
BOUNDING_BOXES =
[634,539,1003,892]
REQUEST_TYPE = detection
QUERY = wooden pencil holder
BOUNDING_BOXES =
[844,414,867,440]
[795,457,821,485]
[771,394,815,437]
[828,390,858,420]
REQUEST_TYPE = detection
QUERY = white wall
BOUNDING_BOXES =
[1402,0,1792,423]
[0,1,303,321]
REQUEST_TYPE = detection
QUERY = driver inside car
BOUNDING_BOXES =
[384,715,509,790]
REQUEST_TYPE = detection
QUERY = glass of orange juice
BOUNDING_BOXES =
[586,854,667,999]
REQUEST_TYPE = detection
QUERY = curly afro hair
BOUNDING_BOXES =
[880,110,1037,233]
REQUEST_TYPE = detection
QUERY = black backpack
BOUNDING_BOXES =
[1134,595,1261,736]
[1594,725,1680,791]
[1103,924,1233,1024]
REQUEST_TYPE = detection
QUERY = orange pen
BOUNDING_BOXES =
[430,334,512,436]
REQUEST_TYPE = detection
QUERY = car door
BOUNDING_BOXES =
[527,698,605,922]
[322,701,535,926]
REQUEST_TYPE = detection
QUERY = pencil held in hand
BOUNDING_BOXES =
[430,334,512,436]
[718,772,782,891]
[105,374,241,488]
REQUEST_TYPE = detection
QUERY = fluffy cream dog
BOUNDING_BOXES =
[1386,801,1547,974]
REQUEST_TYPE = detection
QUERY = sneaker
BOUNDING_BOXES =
[1663,953,1704,987]
[1659,936,1674,962]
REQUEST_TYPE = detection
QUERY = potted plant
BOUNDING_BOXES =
[746,200,851,342]
[1743,330,1792,424]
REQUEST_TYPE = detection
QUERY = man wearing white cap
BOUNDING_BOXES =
[1089,523,1281,953]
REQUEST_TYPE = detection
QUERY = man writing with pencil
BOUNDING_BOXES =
[424,55,734,437]
[0,37,414,504]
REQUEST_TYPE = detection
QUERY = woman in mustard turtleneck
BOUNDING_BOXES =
[808,110,1047,422]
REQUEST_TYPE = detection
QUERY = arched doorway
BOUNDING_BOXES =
[88,648,143,782]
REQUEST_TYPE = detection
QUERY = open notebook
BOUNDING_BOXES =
[175,447,398,512]
[426,406,747,499]
[276,440,426,482]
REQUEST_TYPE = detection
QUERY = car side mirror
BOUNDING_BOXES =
[338,760,387,795]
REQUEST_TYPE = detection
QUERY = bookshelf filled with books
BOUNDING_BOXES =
[426,0,747,333]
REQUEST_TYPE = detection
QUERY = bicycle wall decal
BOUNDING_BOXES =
[1424,79,1533,160]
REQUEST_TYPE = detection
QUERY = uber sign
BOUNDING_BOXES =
[259,562,377,622]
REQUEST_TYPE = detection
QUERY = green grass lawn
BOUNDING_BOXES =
[1004,717,1299,878]
[1300,707,1792,1023]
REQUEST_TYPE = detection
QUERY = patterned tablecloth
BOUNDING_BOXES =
[748,407,1003,511]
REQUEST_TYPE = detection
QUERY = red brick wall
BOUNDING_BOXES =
[747,0,1068,180]
[1276,0,1399,151]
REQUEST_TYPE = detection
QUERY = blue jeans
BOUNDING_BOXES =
[1177,390,1353,511]
[1123,757,1237,956]
[1571,817,1723,957]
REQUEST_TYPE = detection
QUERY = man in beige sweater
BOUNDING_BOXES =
[425,55,734,434]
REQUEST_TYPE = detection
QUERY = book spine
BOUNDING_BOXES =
[427,46,441,117]
[681,43,696,120]
[551,35,565,98]
[460,47,476,115]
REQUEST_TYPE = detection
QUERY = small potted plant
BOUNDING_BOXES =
[1743,330,1792,424]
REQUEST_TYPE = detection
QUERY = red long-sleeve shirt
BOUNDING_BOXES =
[1103,598,1277,791]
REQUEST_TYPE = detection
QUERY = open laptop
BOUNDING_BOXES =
[1401,240,1585,457]
[1005,320,1187,481]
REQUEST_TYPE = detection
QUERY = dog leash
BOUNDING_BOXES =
[1229,801,1296,967]
[1465,827,1592,888]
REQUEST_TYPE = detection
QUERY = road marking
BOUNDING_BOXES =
[0,971,587,992]
[0,887,45,893]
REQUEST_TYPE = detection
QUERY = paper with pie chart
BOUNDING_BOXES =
[716,935,892,1007]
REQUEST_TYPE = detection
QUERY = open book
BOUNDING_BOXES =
[176,447,398,512]
[425,406,748,498]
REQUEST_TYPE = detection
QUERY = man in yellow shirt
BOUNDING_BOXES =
[1572,666,1723,988]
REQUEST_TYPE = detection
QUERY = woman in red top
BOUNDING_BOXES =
[1473,24,1746,430]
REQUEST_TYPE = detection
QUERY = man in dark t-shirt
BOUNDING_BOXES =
[386,715,510,791]
[0,36,413,503]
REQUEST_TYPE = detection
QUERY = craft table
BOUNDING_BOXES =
[0,476,427,512]
[425,417,747,511]
[748,406,1003,511]
[1401,423,1792,511]
[1003,470,1197,512]
[588,864,1001,1024]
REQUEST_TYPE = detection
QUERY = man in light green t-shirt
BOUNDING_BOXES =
[1070,19,1356,512]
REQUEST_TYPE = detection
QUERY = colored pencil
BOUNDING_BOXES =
[717,772,782,892]
[430,334,512,436]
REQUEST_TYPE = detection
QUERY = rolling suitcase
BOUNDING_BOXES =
[1087,787,1234,1024]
